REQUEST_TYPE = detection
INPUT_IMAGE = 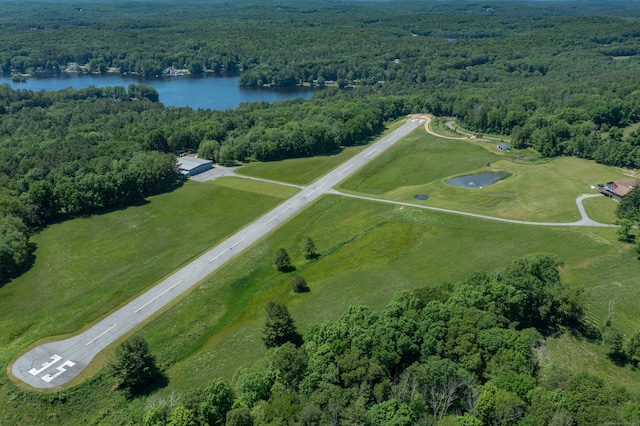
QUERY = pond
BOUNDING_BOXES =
[0,73,315,110]
[445,171,510,188]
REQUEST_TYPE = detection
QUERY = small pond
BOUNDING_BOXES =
[445,171,510,188]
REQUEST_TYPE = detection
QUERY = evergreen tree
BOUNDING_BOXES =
[274,248,293,272]
[262,302,302,348]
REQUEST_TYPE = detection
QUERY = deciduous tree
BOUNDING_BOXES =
[291,275,310,293]
[301,236,318,260]
[109,336,164,397]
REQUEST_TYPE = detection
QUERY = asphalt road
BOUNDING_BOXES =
[331,192,615,228]
[10,118,426,389]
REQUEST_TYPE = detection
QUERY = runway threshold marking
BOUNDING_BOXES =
[29,355,62,376]
[265,206,291,224]
[42,360,76,382]
[134,279,184,313]
[85,323,119,345]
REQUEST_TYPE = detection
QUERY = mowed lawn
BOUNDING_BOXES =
[582,195,619,224]
[340,129,629,222]
[236,145,366,185]
[136,195,639,392]
[235,118,407,185]
[0,179,297,375]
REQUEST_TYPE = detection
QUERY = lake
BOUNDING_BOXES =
[0,74,315,110]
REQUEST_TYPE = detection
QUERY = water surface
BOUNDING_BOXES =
[445,172,507,188]
[1,74,315,110]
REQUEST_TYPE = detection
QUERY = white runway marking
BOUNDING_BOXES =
[210,249,229,262]
[134,278,184,313]
[209,238,244,262]
[338,164,355,175]
[230,237,245,249]
[29,355,62,376]
[41,360,75,382]
[86,324,119,345]
[304,183,326,198]
[364,148,378,158]
[265,206,291,224]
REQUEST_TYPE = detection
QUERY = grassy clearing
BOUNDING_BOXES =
[624,122,640,138]
[340,130,629,222]
[129,195,631,394]
[0,180,295,407]
[582,195,619,224]
[235,145,366,185]
[544,334,640,394]
[340,129,496,194]
[428,118,462,138]
[235,119,406,185]
[448,120,512,141]
[0,179,296,347]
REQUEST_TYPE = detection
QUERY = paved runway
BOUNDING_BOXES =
[10,118,425,389]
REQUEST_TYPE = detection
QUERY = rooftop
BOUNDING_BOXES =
[177,156,212,171]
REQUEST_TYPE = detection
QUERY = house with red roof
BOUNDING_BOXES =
[599,180,638,201]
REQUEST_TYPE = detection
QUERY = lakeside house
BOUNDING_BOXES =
[599,180,637,201]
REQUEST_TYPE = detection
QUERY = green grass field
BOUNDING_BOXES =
[623,122,640,138]
[582,195,619,224]
[446,120,513,142]
[235,145,366,185]
[3,121,640,423]
[340,129,629,222]
[130,195,637,394]
[235,119,407,185]
[0,179,296,394]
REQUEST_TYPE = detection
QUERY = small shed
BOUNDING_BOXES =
[177,156,213,177]
[497,143,511,151]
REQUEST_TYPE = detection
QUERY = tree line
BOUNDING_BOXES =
[0,84,180,283]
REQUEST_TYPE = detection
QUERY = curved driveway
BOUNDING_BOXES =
[11,118,426,389]
[330,191,614,227]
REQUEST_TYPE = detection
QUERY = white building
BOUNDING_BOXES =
[176,156,213,177]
